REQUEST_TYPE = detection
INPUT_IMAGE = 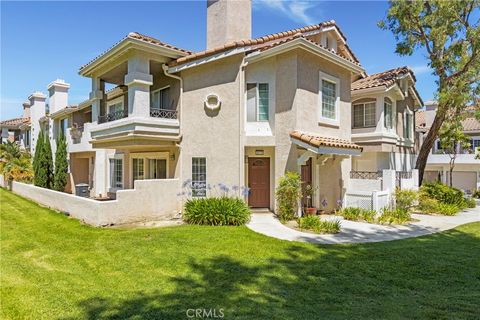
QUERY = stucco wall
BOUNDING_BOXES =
[6,179,180,226]
[180,55,244,188]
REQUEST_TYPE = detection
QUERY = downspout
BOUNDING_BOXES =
[162,64,183,213]
[239,58,248,196]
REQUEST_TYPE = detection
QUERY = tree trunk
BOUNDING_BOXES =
[416,111,446,185]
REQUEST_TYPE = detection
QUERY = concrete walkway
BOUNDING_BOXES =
[246,207,480,244]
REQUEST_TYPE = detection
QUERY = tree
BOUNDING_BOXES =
[53,133,68,192]
[33,131,44,186]
[34,132,54,188]
[380,0,480,184]
[438,110,471,187]
[0,141,33,184]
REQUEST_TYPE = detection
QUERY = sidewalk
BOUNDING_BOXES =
[246,207,480,244]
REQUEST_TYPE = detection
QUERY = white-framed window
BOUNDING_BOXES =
[471,139,480,151]
[109,155,124,190]
[384,98,393,129]
[24,130,30,147]
[151,86,170,110]
[246,83,269,122]
[318,72,340,125]
[192,157,206,197]
[130,152,169,186]
[353,101,376,128]
[404,106,413,139]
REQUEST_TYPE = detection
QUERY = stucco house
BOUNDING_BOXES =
[417,101,480,192]
[0,100,32,149]
[1,0,423,224]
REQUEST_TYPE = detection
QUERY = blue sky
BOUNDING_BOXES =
[0,0,435,121]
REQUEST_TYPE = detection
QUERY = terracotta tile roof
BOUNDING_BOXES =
[168,20,360,67]
[351,66,415,91]
[290,130,363,150]
[80,32,192,71]
[0,117,30,127]
[415,110,480,132]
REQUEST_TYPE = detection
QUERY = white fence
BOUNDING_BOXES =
[2,176,181,226]
[343,190,391,213]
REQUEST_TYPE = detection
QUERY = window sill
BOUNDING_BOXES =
[318,118,339,128]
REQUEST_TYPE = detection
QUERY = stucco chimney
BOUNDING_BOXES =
[28,91,47,154]
[22,101,31,118]
[47,79,70,114]
[206,0,251,49]
[424,100,437,128]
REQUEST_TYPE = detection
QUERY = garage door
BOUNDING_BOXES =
[449,171,477,192]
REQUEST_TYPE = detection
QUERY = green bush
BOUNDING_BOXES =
[298,216,341,234]
[464,197,477,208]
[418,196,440,214]
[420,182,465,207]
[395,188,418,211]
[340,207,376,222]
[183,197,251,226]
[472,189,480,199]
[275,172,302,222]
[377,208,411,225]
[435,203,460,216]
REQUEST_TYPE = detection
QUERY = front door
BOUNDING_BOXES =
[301,158,312,207]
[248,158,270,208]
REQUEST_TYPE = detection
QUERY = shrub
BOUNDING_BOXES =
[435,203,460,216]
[53,134,68,192]
[340,207,376,222]
[464,197,477,208]
[275,172,302,222]
[395,188,418,211]
[418,196,440,214]
[298,216,341,234]
[420,182,465,207]
[34,132,54,189]
[472,189,480,199]
[377,208,411,225]
[183,197,251,226]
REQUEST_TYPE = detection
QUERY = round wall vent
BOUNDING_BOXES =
[204,94,221,110]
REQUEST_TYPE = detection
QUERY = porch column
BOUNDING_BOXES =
[125,56,153,118]
[90,77,105,124]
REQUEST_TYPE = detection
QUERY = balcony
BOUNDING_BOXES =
[67,123,93,153]
[99,110,128,124]
[150,108,178,119]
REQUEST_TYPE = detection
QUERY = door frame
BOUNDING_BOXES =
[247,157,270,208]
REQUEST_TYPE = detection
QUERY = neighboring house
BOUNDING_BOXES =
[416,101,480,192]
[1,0,421,222]
[0,101,31,150]
[350,67,423,173]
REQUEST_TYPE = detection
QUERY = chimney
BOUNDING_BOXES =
[28,91,47,154]
[206,0,251,49]
[424,100,437,128]
[22,101,31,118]
[47,79,70,114]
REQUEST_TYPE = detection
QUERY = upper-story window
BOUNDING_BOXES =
[247,83,269,122]
[151,87,170,110]
[353,101,376,128]
[384,98,393,129]
[319,72,340,125]
[59,118,69,137]
[107,96,124,115]
[404,106,413,140]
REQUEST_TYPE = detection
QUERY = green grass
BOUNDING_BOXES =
[1,188,479,320]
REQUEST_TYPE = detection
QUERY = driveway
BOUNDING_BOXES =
[246,206,480,244]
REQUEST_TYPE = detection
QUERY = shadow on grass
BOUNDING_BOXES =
[63,228,480,320]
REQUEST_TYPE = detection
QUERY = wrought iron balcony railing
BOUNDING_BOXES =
[350,171,383,180]
[98,110,128,124]
[150,108,178,119]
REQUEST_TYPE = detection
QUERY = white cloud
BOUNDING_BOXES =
[255,0,319,25]
[410,65,432,75]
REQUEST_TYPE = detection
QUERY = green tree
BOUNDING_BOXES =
[380,0,480,184]
[33,131,44,186]
[438,110,471,187]
[53,133,69,192]
[0,141,33,184]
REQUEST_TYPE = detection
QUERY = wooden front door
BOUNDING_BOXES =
[301,158,312,207]
[248,158,270,208]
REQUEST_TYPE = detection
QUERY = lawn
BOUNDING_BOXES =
[1,188,479,320]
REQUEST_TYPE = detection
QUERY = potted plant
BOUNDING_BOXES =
[303,184,318,216]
